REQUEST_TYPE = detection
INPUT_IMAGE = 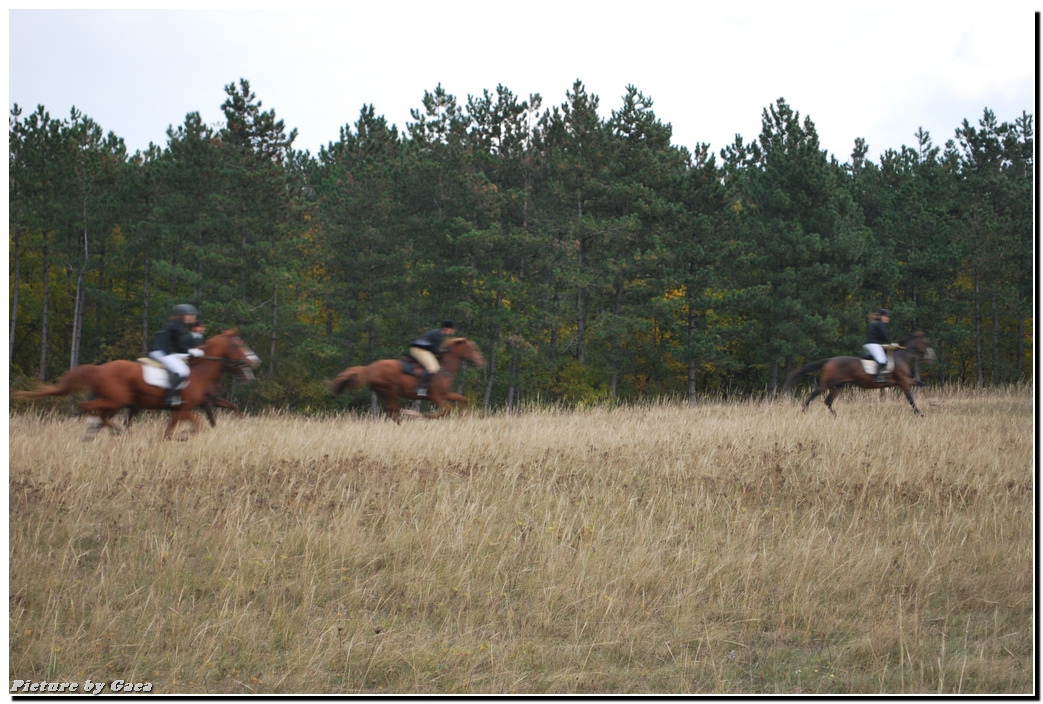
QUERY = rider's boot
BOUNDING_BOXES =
[166,373,182,407]
[416,371,430,398]
[875,362,886,384]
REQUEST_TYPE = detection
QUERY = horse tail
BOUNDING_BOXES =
[13,364,98,400]
[326,366,367,396]
[783,358,830,394]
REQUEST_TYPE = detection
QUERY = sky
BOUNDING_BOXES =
[6,3,1039,163]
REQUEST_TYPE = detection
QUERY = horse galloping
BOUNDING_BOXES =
[327,337,485,422]
[783,332,935,415]
[14,329,259,439]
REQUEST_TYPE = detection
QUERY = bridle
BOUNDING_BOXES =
[195,337,259,378]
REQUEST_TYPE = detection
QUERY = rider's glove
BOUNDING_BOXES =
[188,348,205,358]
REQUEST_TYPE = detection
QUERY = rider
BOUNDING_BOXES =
[408,319,456,398]
[863,308,894,383]
[148,303,205,406]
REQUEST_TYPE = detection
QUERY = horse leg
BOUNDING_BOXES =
[824,387,841,416]
[801,386,822,412]
[426,398,451,419]
[163,408,198,440]
[382,394,402,424]
[81,398,127,437]
[211,395,241,418]
[84,414,104,441]
[99,409,123,435]
[899,381,921,415]
[203,399,218,428]
[188,409,204,434]
[441,392,469,417]
[167,408,204,439]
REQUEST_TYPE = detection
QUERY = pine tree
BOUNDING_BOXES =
[314,104,410,368]
[729,98,873,395]
[215,79,306,382]
[953,108,1034,384]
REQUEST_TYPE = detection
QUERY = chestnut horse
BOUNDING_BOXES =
[783,332,935,415]
[14,330,259,438]
[327,337,485,422]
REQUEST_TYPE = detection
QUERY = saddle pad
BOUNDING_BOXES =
[138,362,189,390]
[860,358,893,375]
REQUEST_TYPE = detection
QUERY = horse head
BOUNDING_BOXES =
[200,329,261,380]
[447,337,486,369]
[901,331,936,362]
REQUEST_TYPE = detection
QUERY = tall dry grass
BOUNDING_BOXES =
[8,385,1034,694]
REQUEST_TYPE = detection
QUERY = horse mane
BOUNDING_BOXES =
[207,328,238,341]
[200,329,239,352]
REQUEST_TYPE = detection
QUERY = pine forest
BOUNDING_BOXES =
[8,79,1035,412]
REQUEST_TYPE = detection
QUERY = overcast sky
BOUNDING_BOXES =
[7,3,1038,163]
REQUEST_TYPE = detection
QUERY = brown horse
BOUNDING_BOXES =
[783,332,935,415]
[327,337,485,422]
[14,330,259,438]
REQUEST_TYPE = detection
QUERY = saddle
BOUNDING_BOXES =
[399,355,422,377]
[136,357,190,389]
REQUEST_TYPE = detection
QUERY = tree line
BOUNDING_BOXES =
[8,78,1034,412]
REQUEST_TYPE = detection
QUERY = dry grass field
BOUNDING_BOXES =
[8,385,1034,694]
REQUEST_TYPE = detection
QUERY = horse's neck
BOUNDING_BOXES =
[440,350,461,375]
[191,345,225,383]
[894,347,916,367]
[189,358,220,383]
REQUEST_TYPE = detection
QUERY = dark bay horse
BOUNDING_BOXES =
[327,337,485,422]
[783,332,935,415]
[14,330,259,438]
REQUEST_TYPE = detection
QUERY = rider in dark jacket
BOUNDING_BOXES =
[863,309,894,383]
[408,319,455,398]
[148,304,204,406]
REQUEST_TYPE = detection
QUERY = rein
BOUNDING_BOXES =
[200,355,246,364]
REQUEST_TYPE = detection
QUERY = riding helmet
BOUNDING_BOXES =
[441,319,455,329]
[877,308,891,317]
[174,303,199,317]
